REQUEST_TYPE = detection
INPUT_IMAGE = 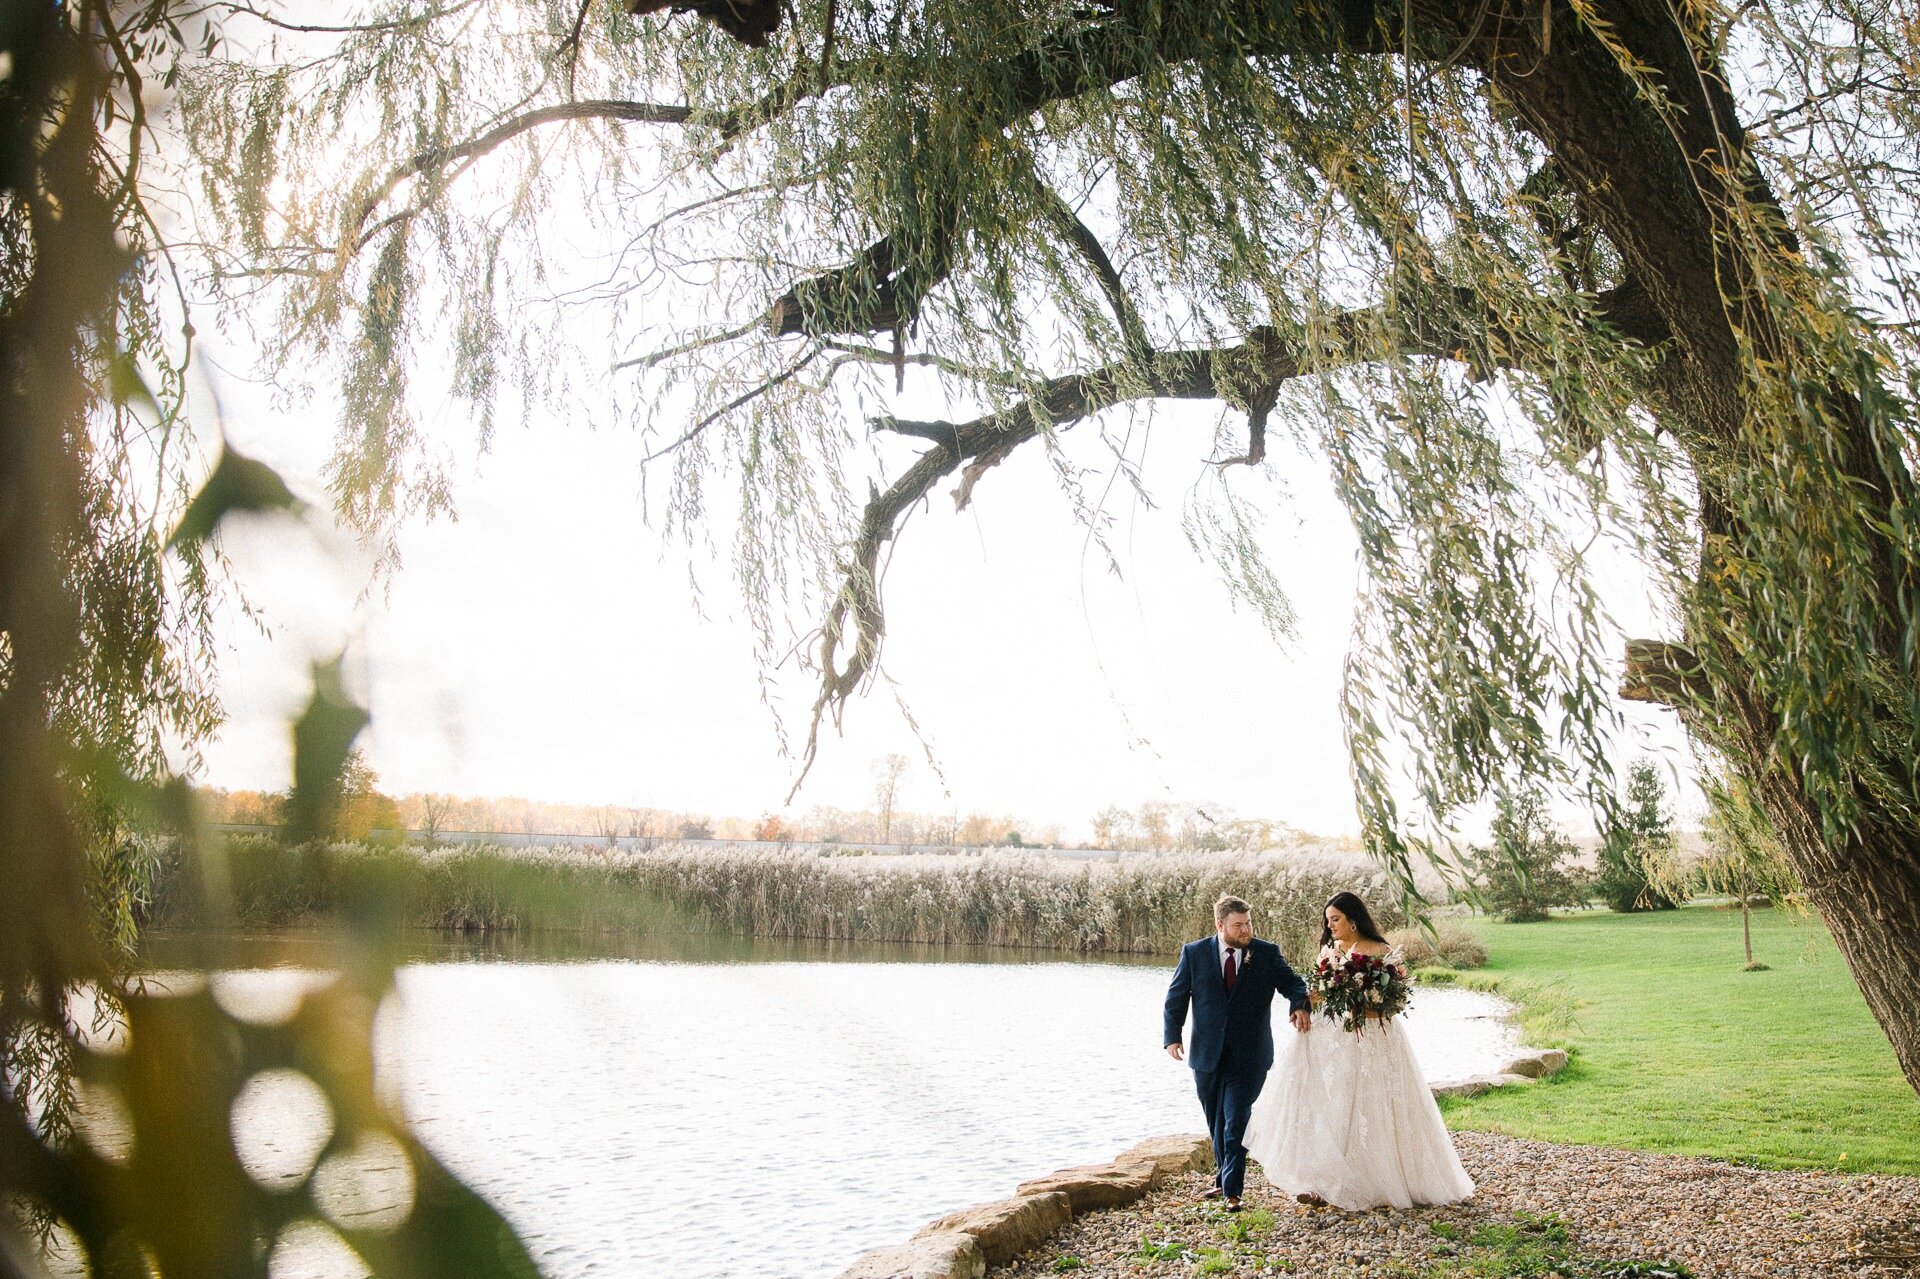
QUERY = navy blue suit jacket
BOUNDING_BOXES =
[1163,936,1311,1075]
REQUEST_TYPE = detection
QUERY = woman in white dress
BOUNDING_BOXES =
[1243,891,1475,1210]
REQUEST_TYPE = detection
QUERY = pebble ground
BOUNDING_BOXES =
[988,1133,1920,1278]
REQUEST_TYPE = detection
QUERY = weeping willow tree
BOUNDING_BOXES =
[175,0,1920,1095]
[0,5,543,1273]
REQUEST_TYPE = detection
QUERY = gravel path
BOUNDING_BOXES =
[989,1133,1920,1278]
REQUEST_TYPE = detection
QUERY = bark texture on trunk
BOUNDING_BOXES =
[1754,769,1920,1089]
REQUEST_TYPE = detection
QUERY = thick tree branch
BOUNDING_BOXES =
[1591,276,1669,348]
[1032,181,1153,366]
[767,223,957,338]
[631,0,782,47]
[1620,638,1709,707]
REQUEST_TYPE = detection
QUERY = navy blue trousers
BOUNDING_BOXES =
[1193,1049,1267,1198]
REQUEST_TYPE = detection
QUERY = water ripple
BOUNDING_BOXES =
[358,960,1518,1279]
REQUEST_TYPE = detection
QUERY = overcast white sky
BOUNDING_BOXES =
[192,338,1698,841]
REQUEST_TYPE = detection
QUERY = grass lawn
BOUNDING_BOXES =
[1437,902,1920,1175]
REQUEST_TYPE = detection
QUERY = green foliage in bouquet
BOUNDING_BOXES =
[1309,946,1412,1032]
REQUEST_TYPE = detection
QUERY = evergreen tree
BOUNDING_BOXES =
[1597,759,1682,913]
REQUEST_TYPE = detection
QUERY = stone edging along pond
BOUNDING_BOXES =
[838,1134,1212,1279]
[837,1050,1569,1279]
[1430,1045,1569,1097]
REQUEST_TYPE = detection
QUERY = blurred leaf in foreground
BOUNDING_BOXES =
[286,657,373,844]
[167,444,305,550]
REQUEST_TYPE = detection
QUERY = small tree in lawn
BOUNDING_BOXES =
[1597,759,1684,913]
[1699,768,1801,971]
[1471,787,1580,923]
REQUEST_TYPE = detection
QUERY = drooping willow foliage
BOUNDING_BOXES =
[0,0,224,954]
[170,0,1920,1099]
[182,9,1914,812]
[1,0,225,1190]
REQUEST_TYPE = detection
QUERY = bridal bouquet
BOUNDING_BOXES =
[1309,945,1411,1032]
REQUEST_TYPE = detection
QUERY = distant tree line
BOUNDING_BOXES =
[200,774,1349,855]
[1087,802,1336,855]
[198,768,1074,848]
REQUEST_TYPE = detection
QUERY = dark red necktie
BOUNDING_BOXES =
[1224,948,1238,992]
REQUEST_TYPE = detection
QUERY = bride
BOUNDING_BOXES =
[1243,891,1475,1210]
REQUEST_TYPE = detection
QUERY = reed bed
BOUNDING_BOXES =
[538,843,1393,957]
[145,838,1400,957]
[143,836,672,935]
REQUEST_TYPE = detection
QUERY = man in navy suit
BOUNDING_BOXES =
[1164,893,1312,1211]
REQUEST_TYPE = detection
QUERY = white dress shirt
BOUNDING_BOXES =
[1218,937,1246,979]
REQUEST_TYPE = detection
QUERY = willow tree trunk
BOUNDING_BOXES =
[1751,777,1920,1078]
[1447,0,1920,1094]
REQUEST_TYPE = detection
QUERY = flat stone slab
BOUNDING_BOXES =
[916,1192,1071,1268]
[1431,1076,1496,1097]
[1492,1046,1568,1079]
[839,1231,985,1279]
[1017,1160,1154,1212]
[1434,1045,1567,1097]
[1113,1133,1213,1184]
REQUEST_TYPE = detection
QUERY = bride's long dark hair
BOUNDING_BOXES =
[1319,891,1389,948]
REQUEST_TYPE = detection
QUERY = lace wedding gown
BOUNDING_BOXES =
[1243,946,1475,1210]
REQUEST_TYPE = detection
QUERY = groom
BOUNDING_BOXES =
[1164,893,1311,1211]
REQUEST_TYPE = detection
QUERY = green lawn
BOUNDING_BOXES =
[1437,902,1920,1174]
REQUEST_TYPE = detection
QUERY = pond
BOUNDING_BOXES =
[140,933,1520,1279]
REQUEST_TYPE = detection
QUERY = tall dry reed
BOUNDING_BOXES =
[607,845,1398,957]
[143,836,671,935]
[146,838,1401,957]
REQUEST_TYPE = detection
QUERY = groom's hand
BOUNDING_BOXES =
[1290,1009,1312,1033]
[1165,1043,1184,1061]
